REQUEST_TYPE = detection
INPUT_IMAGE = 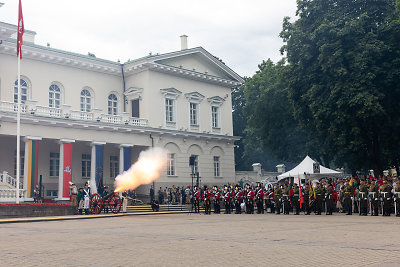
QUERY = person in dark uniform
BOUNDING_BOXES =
[282,184,290,215]
[203,186,211,215]
[325,181,333,215]
[224,186,231,214]
[343,179,353,215]
[369,179,379,216]
[274,184,282,214]
[380,179,392,216]
[303,183,310,215]
[314,181,324,215]
[256,183,264,214]
[101,186,109,213]
[358,179,368,216]
[292,183,300,215]
[394,179,400,217]
[246,185,255,214]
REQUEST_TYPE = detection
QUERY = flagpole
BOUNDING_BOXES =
[16,54,21,203]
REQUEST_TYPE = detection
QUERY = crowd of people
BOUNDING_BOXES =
[182,176,400,216]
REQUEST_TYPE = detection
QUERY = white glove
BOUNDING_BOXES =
[351,197,354,201]
[387,198,391,200]
[375,198,378,201]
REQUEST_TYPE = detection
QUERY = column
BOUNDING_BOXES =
[119,144,133,174]
[23,136,42,200]
[56,139,75,201]
[90,142,106,194]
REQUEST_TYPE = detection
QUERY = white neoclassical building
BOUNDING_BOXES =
[0,16,243,201]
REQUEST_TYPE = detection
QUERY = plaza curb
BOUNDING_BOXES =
[0,210,191,224]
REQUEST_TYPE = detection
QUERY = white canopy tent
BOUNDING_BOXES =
[277,156,342,183]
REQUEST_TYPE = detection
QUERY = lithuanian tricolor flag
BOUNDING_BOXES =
[26,140,39,198]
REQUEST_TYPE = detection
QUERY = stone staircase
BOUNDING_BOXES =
[0,171,25,202]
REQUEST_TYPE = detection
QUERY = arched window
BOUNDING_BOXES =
[80,89,92,112]
[107,93,118,115]
[14,79,28,103]
[49,84,61,108]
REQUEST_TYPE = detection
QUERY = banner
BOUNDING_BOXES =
[95,145,104,195]
[123,146,131,172]
[62,143,73,198]
[17,0,24,59]
[27,140,39,198]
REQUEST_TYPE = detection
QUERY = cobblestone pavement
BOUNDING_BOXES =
[1,213,400,266]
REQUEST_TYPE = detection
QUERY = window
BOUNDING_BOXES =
[167,153,175,176]
[49,152,60,177]
[165,98,174,122]
[49,84,61,108]
[110,155,119,179]
[212,106,219,128]
[191,155,199,174]
[80,89,92,112]
[213,156,220,177]
[14,79,28,103]
[81,154,91,178]
[108,94,118,115]
[190,103,198,125]
[46,190,58,197]
[14,150,24,177]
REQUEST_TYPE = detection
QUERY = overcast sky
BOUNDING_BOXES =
[0,0,297,77]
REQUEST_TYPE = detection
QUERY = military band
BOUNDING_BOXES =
[189,177,400,217]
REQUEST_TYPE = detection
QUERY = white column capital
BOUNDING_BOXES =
[59,139,75,144]
[91,141,106,146]
[24,136,42,141]
[119,144,133,148]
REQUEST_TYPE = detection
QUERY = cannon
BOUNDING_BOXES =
[89,191,122,214]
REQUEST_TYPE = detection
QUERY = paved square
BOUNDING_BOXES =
[1,213,400,266]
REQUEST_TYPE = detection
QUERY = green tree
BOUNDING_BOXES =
[280,0,400,175]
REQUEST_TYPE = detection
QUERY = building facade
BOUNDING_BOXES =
[0,18,243,201]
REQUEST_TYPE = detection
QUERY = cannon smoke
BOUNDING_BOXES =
[114,147,168,193]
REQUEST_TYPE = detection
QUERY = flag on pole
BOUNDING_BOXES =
[17,0,24,59]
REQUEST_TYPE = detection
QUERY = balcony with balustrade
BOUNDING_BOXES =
[0,100,148,127]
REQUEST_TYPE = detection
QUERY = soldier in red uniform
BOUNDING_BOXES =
[224,186,231,214]
[234,185,242,214]
[256,183,264,214]
[246,185,255,214]
[203,186,212,215]
[193,186,201,213]
[213,186,221,214]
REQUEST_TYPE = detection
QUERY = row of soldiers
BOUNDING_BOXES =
[190,178,400,216]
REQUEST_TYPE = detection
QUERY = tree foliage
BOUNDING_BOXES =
[279,0,400,175]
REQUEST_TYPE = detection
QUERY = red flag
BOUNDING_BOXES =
[17,0,24,59]
[62,143,73,198]
[298,177,304,209]
[332,178,338,201]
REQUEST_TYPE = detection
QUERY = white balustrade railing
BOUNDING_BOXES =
[0,189,26,201]
[1,171,23,189]
[100,114,122,124]
[0,100,149,127]
[35,105,62,118]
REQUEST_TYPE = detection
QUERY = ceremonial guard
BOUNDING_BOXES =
[380,179,392,216]
[77,187,84,215]
[274,184,282,214]
[234,186,242,214]
[325,181,333,215]
[213,186,221,214]
[358,180,368,216]
[246,185,255,214]
[343,179,353,215]
[265,185,273,213]
[394,179,400,217]
[69,182,78,208]
[203,187,212,215]
[224,186,232,214]
[83,182,91,215]
[193,186,201,213]
[256,183,264,214]
[292,183,300,215]
[102,186,109,213]
[369,179,379,216]
[314,181,324,215]
[282,184,290,215]
[303,183,310,215]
